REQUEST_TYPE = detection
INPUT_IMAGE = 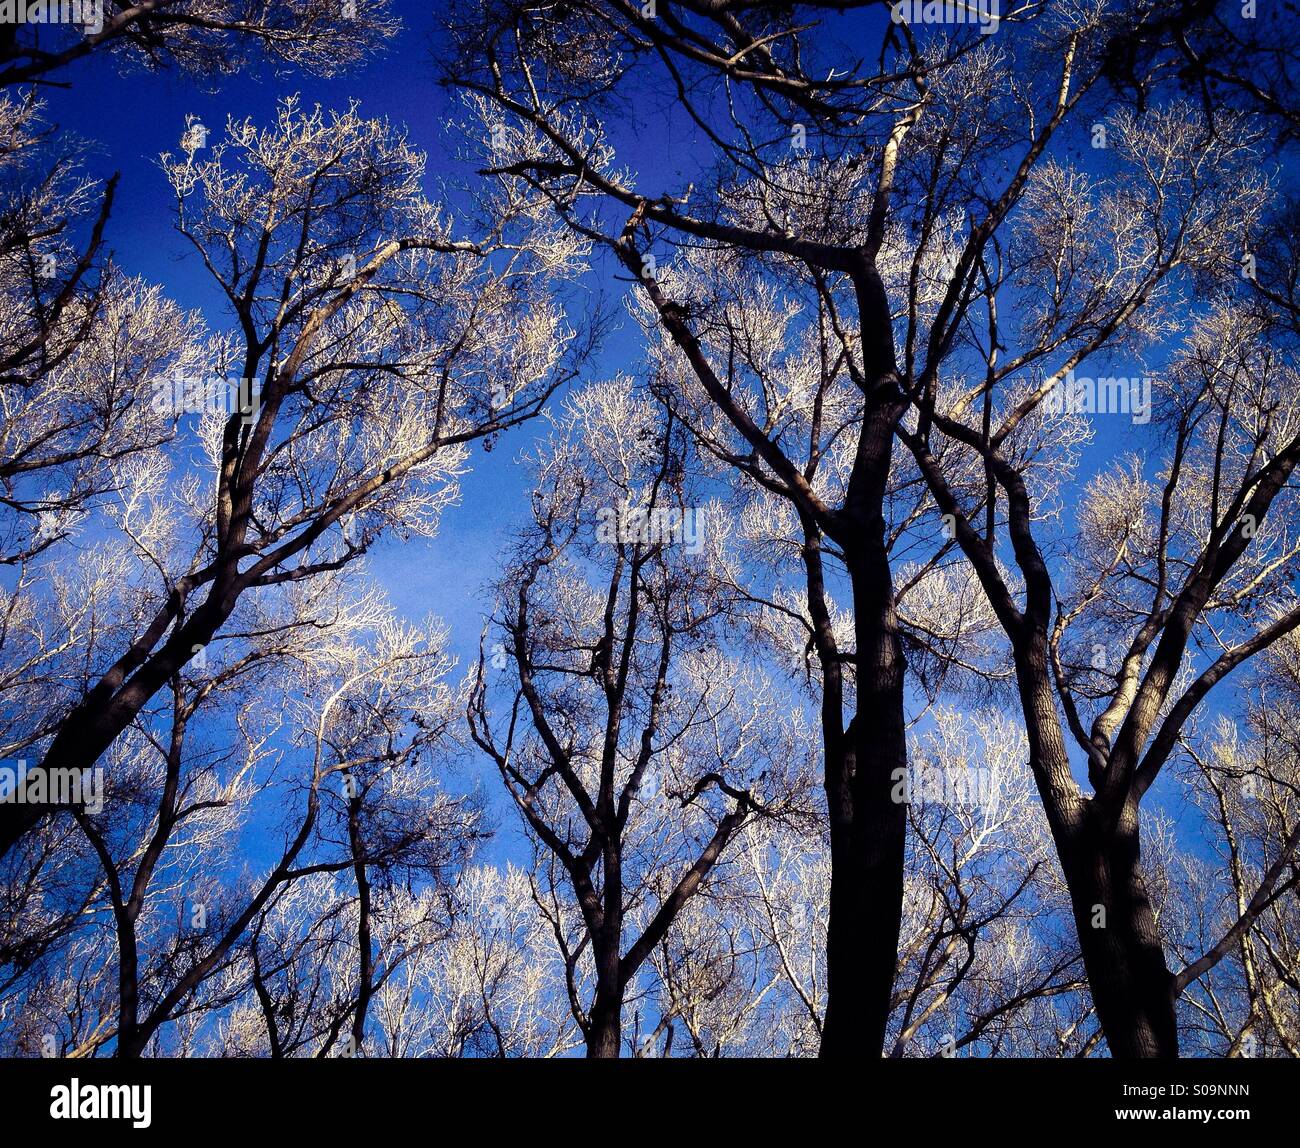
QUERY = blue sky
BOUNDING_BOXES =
[28,0,1245,864]
[32,0,749,870]
[38,6,505,670]
[35,0,1151,662]
[35,0,717,677]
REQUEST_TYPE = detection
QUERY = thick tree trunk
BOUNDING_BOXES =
[1065,806,1179,1058]
[818,360,911,1058]
[1015,636,1179,1059]
[115,929,142,1059]
[117,1030,148,1059]
[820,746,907,1057]
[586,1003,621,1058]
[585,840,624,1058]
[0,801,40,860]
[820,527,908,1058]
[586,976,622,1058]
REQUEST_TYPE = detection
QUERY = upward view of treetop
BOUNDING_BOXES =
[0,0,1297,1064]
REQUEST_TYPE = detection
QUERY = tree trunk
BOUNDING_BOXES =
[586,977,622,1058]
[114,928,142,1059]
[1014,635,1179,1059]
[1065,804,1179,1058]
[820,528,908,1058]
[586,840,624,1058]
[348,788,374,1055]
[0,801,40,860]
[820,746,907,1057]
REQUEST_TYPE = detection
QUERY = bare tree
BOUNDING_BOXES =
[4,0,1298,1066]
[369,863,580,1058]
[1167,631,1300,1057]
[900,116,1298,1056]
[0,95,585,858]
[634,706,1086,1059]
[0,95,202,567]
[0,0,400,89]
[442,0,1016,1055]
[0,572,473,1058]
[441,0,1300,1058]
[469,382,815,1055]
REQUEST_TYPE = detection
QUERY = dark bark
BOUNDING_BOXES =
[585,836,624,1059]
[618,246,913,1058]
[1015,632,1177,1058]
[0,230,511,863]
[0,592,237,857]
[818,261,911,1055]
[1062,808,1178,1059]
[819,533,909,1057]
[348,783,375,1055]
[586,971,623,1059]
